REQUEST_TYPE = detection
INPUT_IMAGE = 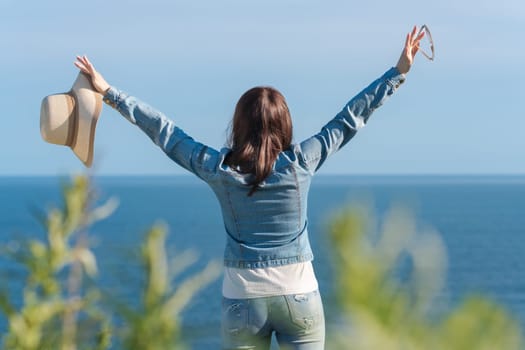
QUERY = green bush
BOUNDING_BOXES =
[328,203,523,350]
[0,176,220,350]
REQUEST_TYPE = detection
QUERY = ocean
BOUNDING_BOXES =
[1,175,524,348]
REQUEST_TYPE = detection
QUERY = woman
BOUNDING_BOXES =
[75,26,424,350]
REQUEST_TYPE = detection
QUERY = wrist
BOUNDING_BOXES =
[396,62,410,75]
[97,82,110,95]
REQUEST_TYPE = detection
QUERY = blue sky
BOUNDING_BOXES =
[1,0,524,176]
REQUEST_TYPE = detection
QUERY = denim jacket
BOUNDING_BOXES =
[103,67,405,268]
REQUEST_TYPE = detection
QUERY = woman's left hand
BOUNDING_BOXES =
[396,26,425,74]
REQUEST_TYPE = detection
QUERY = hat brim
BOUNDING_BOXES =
[69,73,103,167]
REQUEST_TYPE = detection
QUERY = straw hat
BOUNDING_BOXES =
[40,72,103,167]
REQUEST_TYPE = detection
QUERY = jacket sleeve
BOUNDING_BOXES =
[296,67,406,173]
[103,87,220,181]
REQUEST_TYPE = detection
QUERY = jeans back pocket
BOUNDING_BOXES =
[284,290,323,331]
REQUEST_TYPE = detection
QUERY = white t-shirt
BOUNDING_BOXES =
[222,261,318,299]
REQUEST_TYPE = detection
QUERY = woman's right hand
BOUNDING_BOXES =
[74,55,110,94]
[396,26,425,74]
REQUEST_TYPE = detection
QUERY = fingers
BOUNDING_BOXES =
[407,26,424,39]
[74,61,89,74]
[412,26,427,57]
[416,29,425,42]
[408,25,417,44]
[74,55,98,76]
[75,56,88,72]
[408,26,425,46]
[404,33,410,49]
[83,55,94,72]
[404,26,419,53]
[404,25,426,58]
[411,42,420,56]
[412,29,425,50]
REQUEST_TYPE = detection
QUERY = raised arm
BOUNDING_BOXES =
[297,26,424,173]
[74,56,220,180]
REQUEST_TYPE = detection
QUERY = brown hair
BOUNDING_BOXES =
[226,86,293,196]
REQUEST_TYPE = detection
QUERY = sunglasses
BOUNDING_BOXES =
[417,25,435,61]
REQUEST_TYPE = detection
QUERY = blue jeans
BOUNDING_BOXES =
[222,290,325,350]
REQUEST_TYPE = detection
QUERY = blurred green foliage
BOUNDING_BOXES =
[328,204,523,350]
[0,176,220,350]
[117,225,220,350]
